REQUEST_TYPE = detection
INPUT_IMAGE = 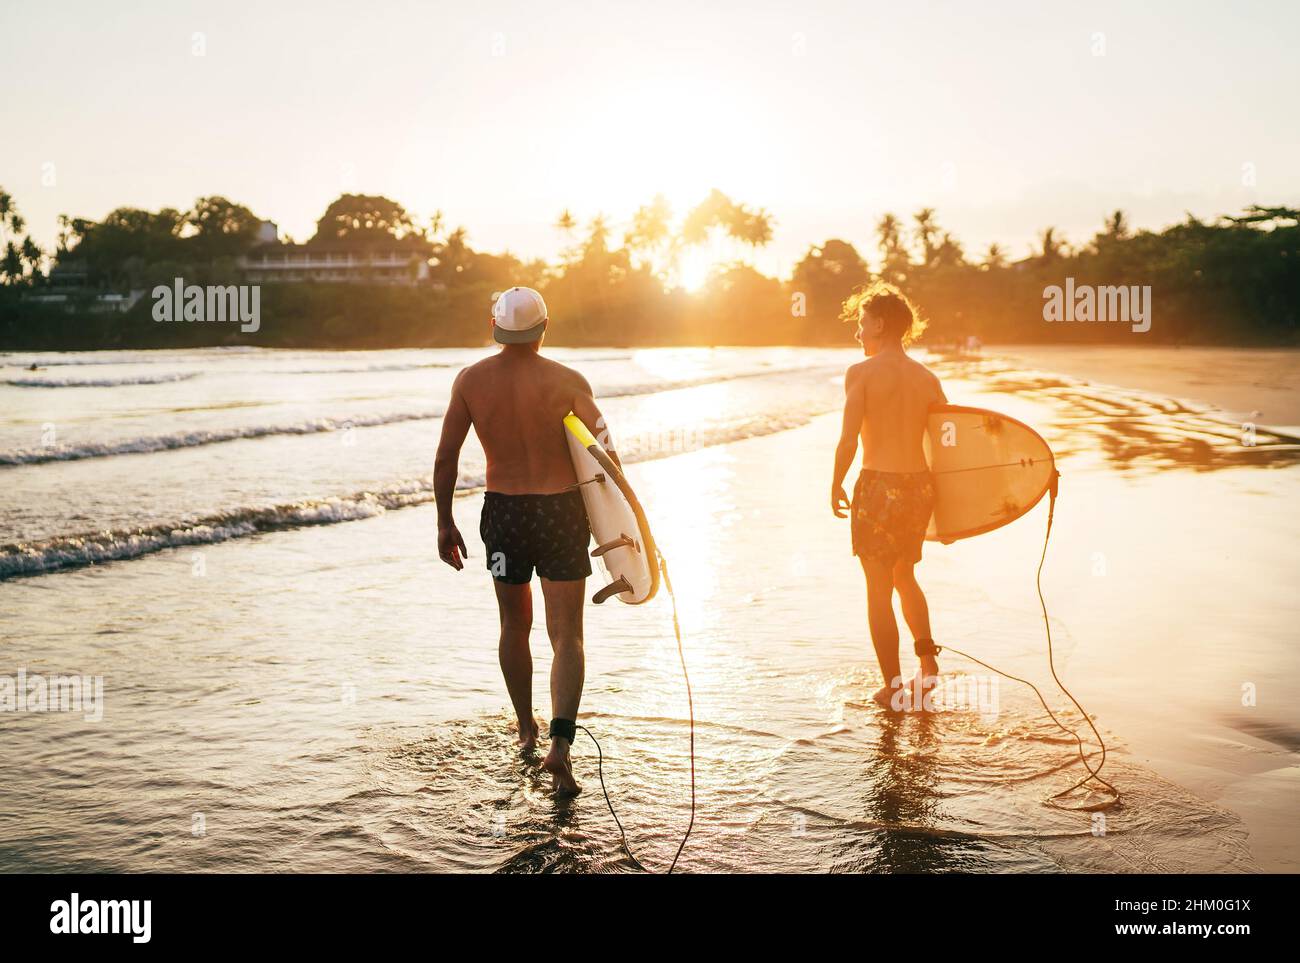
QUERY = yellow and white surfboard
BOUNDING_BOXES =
[563,413,659,605]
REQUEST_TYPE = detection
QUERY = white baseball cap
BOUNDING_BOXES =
[492,286,548,344]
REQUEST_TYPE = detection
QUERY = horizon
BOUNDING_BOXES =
[3,0,1298,280]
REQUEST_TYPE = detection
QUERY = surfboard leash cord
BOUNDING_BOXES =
[579,548,697,873]
[939,472,1121,812]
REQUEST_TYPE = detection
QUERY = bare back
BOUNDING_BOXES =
[853,351,946,473]
[457,351,590,495]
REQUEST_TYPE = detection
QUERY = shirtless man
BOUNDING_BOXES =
[830,283,947,710]
[434,287,617,795]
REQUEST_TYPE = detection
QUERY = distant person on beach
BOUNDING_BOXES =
[434,286,617,795]
[830,283,946,710]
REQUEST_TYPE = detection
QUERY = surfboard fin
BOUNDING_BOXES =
[591,576,633,605]
[567,472,606,491]
[591,534,637,557]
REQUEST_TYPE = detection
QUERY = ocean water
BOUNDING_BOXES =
[1,346,1294,873]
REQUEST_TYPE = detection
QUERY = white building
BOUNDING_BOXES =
[239,221,432,285]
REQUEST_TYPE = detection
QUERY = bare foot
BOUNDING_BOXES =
[518,717,539,753]
[871,684,900,709]
[909,657,941,712]
[540,741,581,797]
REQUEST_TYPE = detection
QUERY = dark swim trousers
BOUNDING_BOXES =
[480,490,593,584]
[851,468,936,565]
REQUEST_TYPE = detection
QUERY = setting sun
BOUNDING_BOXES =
[676,246,716,292]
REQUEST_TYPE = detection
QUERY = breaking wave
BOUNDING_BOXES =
[0,408,444,466]
[0,364,837,467]
[5,372,201,388]
[0,410,824,580]
[280,362,458,374]
[2,348,259,367]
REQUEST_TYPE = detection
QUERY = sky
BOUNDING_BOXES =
[2,0,1297,279]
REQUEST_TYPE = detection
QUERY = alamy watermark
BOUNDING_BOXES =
[152,277,260,333]
[50,893,150,943]
[0,668,104,721]
[1043,277,1150,333]
[889,673,1000,716]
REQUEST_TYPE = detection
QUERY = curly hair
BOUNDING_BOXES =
[839,281,928,346]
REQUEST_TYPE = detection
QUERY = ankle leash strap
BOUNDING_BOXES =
[549,717,577,744]
[914,638,942,658]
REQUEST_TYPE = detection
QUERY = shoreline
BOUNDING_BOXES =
[987,343,1300,428]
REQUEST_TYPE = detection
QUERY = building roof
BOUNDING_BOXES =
[250,234,431,254]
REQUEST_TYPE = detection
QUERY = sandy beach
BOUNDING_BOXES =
[993,345,1300,430]
[974,347,1300,872]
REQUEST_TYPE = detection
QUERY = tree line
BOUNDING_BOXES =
[0,184,1295,349]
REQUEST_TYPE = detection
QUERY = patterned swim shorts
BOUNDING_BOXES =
[851,469,936,565]
[479,490,592,585]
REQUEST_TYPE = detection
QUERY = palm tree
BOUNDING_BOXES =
[586,214,610,253]
[56,214,73,254]
[0,189,13,247]
[625,195,671,253]
[913,208,939,266]
[1038,226,1065,261]
[434,226,473,279]
[1226,205,1300,228]
[876,213,901,252]
[1,241,22,285]
[676,190,773,287]
[932,230,965,268]
[0,189,24,250]
[426,210,445,241]
[876,212,910,282]
[21,236,43,279]
[726,203,774,250]
[0,189,44,284]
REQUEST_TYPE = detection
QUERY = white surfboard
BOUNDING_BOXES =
[563,413,659,605]
[924,405,1058,544]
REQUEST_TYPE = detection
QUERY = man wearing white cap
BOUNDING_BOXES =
[433,287,619,796]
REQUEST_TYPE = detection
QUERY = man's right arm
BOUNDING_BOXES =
[434,370,472,568]
[832,365,865,517]
[571,372,621,470]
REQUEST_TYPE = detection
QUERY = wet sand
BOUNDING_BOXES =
[933,349,1300,871]
[992,344,1300,429]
